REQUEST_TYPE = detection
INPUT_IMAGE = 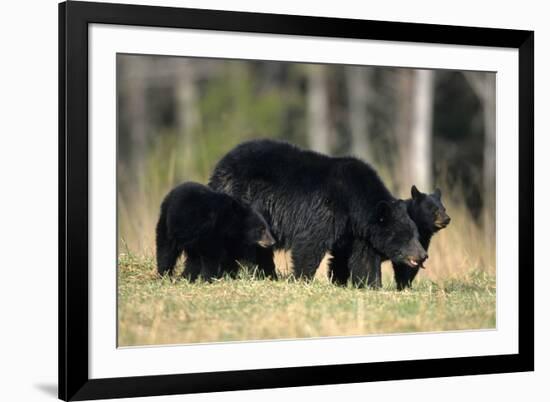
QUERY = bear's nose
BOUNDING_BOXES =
[259,231,276,248]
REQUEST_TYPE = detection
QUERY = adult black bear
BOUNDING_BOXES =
[393,185,451,290]
[155,182,275,281]
[209,139,427,288]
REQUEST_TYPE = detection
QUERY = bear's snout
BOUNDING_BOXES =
[435,212,451,229]
[258,229,276,248]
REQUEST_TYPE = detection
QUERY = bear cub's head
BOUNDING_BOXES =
[225,198,276,248]
[409,185,451,233]
[369,200,428,269]
[243,209,276,248]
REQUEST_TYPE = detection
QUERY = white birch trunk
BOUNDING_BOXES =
[410,69,434,191]
[307,65,330,154]
[125,57,148,176]
[175,60,198,170]
[346,66,372,161]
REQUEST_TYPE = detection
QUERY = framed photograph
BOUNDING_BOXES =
[59,1,534,400]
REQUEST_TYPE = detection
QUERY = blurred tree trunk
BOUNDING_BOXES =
[346,66,372,161]
[395,69,434,194]
[306,65,330,154]
[175,60,198,177]
[395,70,414,194]
[463,72,496,240]
[125,57,149,178]
[411,69,434,192]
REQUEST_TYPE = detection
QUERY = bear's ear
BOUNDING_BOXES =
[411,185,422,200]
[433,188,442,199]
[374,200,392,224]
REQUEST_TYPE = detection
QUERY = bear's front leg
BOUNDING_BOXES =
[291,240,326,279]
[328,245,352,285]
[183,251,222,282]
[348,239,382,289]
[199,254,223,281]
[253,246,278,279]
[393,263,418,290]
[219,253,240,278]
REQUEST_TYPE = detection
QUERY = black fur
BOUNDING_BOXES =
[155,182,275,281]
[209,139,427,288]
[393,185,451,290]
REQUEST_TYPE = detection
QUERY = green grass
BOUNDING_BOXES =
[118,253,496,347]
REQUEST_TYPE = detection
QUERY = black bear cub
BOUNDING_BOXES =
[393,185,451,290]
[155,182,275,281]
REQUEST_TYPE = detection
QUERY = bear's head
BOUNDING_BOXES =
[224,198,276,248]
[242,208,276,248]
[369,200,428,269]
[409,185,451,233]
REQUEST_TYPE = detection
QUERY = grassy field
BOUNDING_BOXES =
[118,249,496,347]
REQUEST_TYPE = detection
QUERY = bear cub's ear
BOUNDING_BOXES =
[411,185,424,201]
[433,188,442,199]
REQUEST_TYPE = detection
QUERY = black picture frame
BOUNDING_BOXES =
[59,1,534,400]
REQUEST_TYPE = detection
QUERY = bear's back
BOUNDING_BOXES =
[210,139,339,195]
[210,139,392,205]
